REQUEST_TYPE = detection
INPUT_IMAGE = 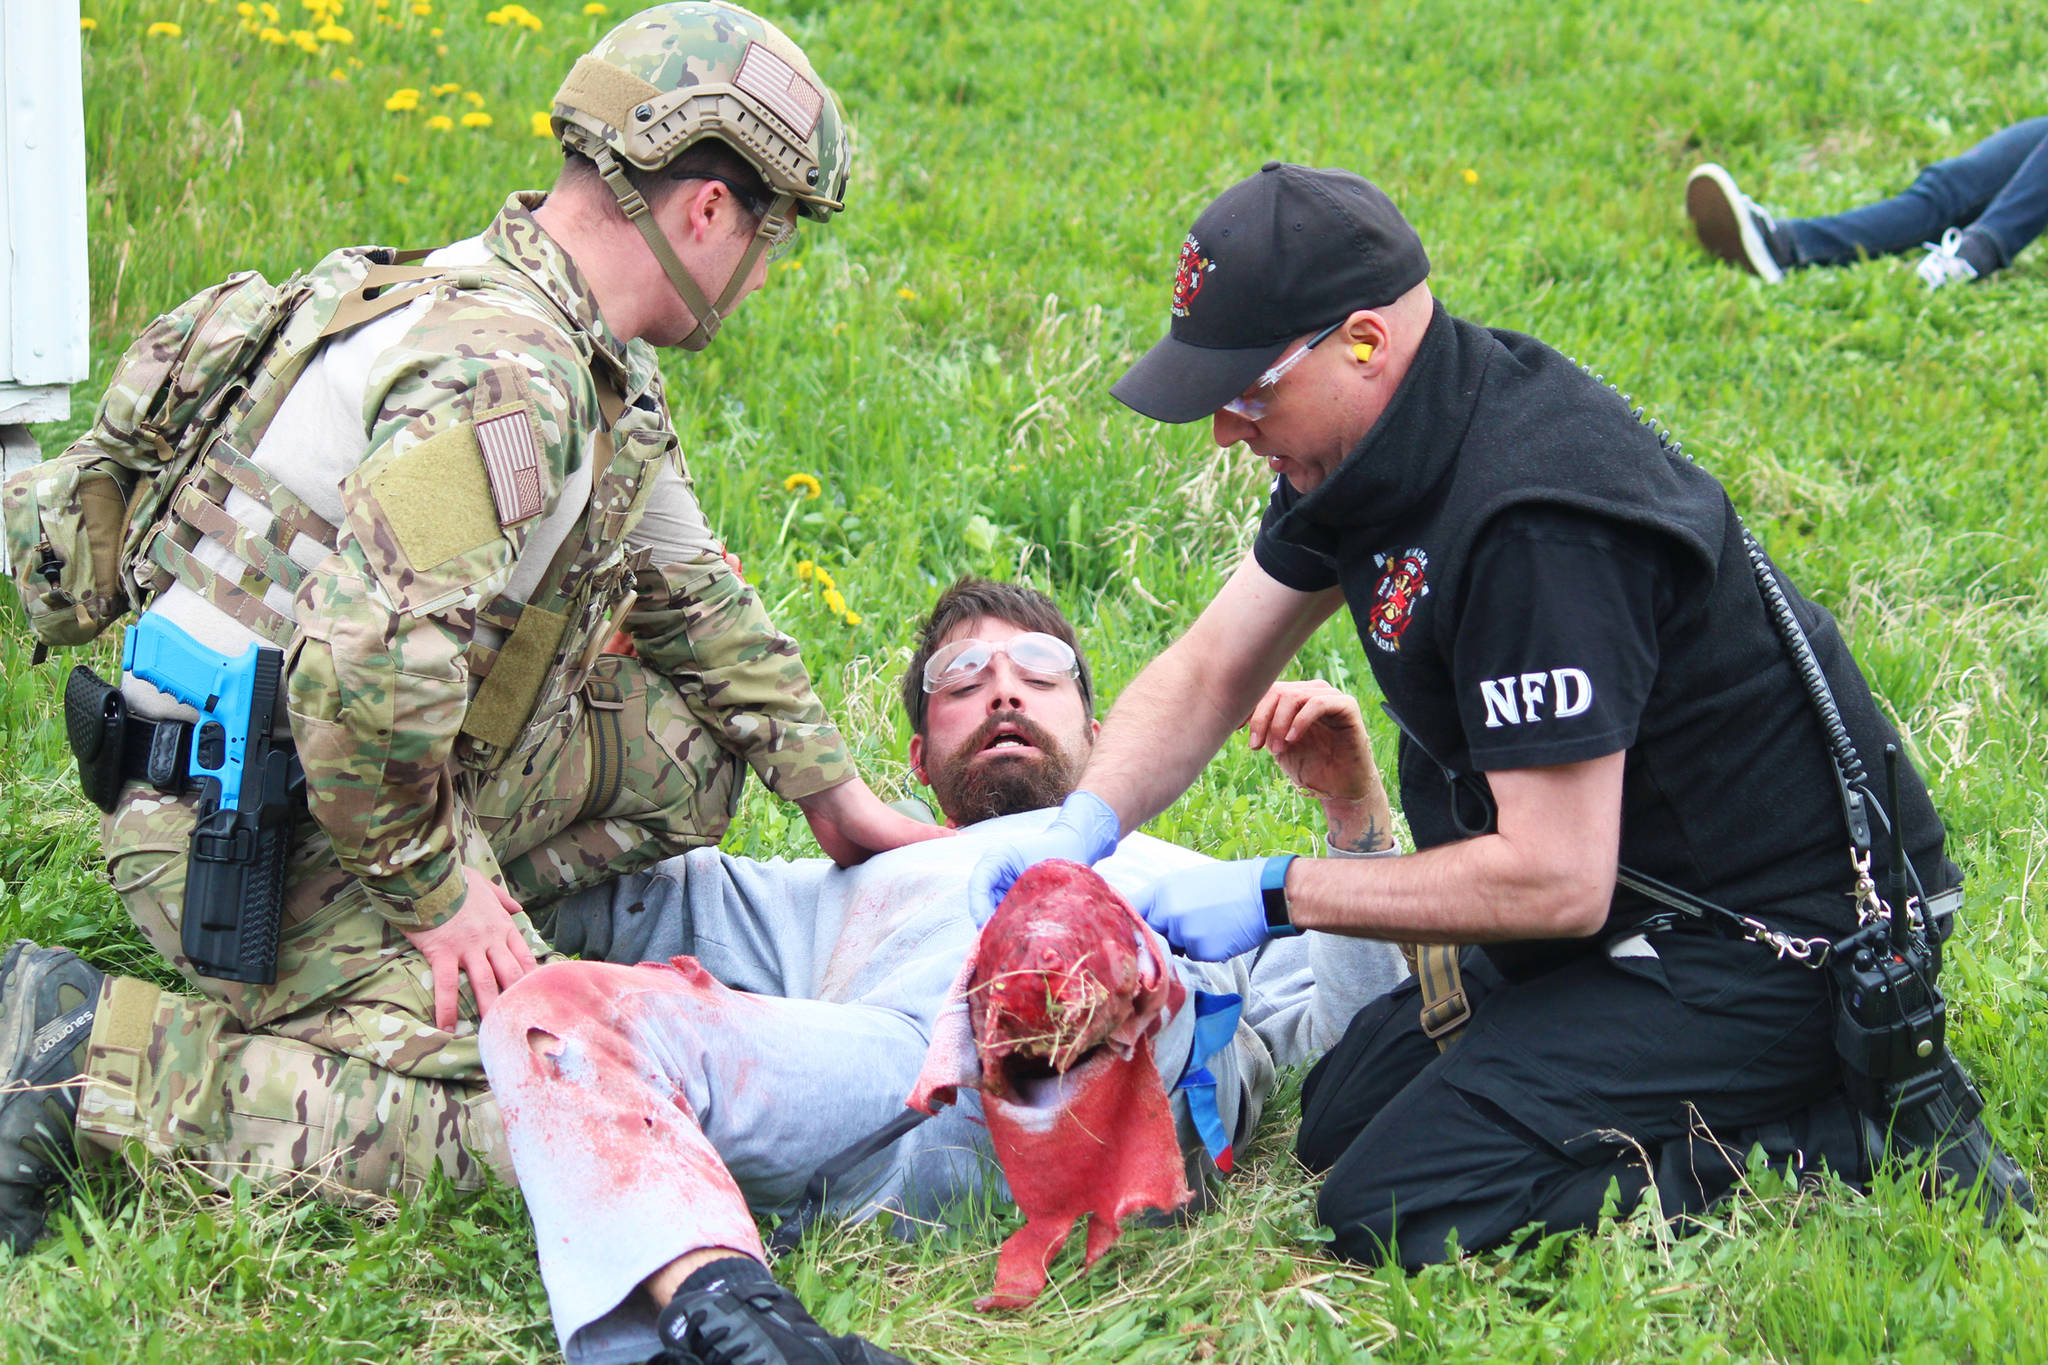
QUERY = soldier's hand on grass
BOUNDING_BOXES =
[402,866,541,1030]
[797,776,953,866]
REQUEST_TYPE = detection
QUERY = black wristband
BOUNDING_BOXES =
[1261,854,1302,938]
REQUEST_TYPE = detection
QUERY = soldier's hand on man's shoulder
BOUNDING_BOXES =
[797,775,954,867]
[401,866,541,1031]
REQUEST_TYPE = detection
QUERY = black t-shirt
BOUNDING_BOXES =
[1257,491,1941,968]
[1249,308,1953,981]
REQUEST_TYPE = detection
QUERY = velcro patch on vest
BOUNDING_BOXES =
[369,425,503,570]
[475,403,545,527]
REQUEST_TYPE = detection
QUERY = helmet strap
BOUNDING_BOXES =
[711,193,795,319]
[593,148,726,351]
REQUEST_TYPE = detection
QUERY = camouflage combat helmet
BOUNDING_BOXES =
[552,1,852,348]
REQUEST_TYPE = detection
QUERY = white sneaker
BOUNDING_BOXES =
[1686,163,1787,283]
[1915,228,1980,290]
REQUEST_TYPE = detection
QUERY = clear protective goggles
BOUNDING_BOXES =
[921,631,1080,694]
[1220,320,1345,421]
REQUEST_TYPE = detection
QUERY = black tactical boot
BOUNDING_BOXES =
[653,1256,911,1365]
[1863,1049,2035,1224]
[0,941,103,1254]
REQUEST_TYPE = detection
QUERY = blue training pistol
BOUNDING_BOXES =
[123,613,303,984]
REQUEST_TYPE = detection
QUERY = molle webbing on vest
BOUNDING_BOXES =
[132,251,463,639]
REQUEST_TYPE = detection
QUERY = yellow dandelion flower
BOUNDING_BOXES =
[80,16,98,29]
[328,67,348,81]
[376,0,391,8]
[895,287,918,301]
[530,110,553,137]
[777,258,803,272]
[146,20,182,36]
[782,472,822,500]
[315,22,353,42]
[236,2,255,15]
[258,25,285,41]
[430,81,460,95]
[430,26,443,36]
[425,113,454,131]
[393,172,411,184]
[823,588,848,616]
[462,90,485,106]
[795,561,815,582]
[583,2,609,12]
[260,2,279,20]
[842,612,862,627]
[813,568,836,592]
[1461,167,1478,185]
[435,42,447,54]
[290,28,319,51]
[411,2,431,13]
[485,7,507,22]
[460,111,492,128]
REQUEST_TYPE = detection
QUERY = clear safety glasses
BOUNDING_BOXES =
[921,632,1080,695]
[1220,320,1345,421]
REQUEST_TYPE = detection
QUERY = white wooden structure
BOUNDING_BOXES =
[0,0,89,483]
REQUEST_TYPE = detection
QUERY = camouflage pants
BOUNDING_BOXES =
[73,653,743,1204]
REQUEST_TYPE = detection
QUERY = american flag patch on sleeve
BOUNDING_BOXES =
[476,407,544,526]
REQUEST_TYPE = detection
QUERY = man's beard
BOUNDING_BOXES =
[926,713,1085,826]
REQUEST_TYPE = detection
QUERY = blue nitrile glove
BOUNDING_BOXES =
[1133,856,1293,961]
[967,790,1123,926]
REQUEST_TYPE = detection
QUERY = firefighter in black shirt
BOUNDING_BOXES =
[967,162,2031,1267]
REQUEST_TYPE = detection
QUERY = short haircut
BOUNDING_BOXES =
[556,138,773,221]
[902,578,1094,734]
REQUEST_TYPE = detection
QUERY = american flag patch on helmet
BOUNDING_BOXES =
[476,408,544,526]
[735,41,822,139]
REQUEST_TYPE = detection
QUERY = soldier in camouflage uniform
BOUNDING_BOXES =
[0,2,941,1259]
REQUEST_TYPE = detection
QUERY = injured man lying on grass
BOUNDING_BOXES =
[478,578,1408,1365]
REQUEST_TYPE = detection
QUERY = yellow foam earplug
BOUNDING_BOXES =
[1353,342,1375,362]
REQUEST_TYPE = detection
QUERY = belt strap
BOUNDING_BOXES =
[576,673,627,823]
[119,713,192,793]
[1410,942,1471,1051]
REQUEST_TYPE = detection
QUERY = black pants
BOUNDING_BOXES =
[1297,931,1844,1269]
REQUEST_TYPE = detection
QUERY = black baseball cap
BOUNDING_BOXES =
[1111,162,1430,424]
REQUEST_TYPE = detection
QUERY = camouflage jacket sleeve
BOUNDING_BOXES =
[624,462,853,801]
[283,296,597,932]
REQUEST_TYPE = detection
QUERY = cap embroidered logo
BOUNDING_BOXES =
[1171,234,1214,317]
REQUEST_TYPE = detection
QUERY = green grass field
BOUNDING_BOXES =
[4,0,2047,1359]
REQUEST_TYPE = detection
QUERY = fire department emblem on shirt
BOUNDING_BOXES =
[1171,234,1214,317]
[1368,548,1430,653]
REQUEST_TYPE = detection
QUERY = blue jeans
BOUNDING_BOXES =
[1789,115,2048,270]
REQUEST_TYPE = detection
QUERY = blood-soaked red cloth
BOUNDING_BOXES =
[910,860,1192,1309]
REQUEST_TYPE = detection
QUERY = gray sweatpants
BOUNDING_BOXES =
[488,812,1407,1364]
